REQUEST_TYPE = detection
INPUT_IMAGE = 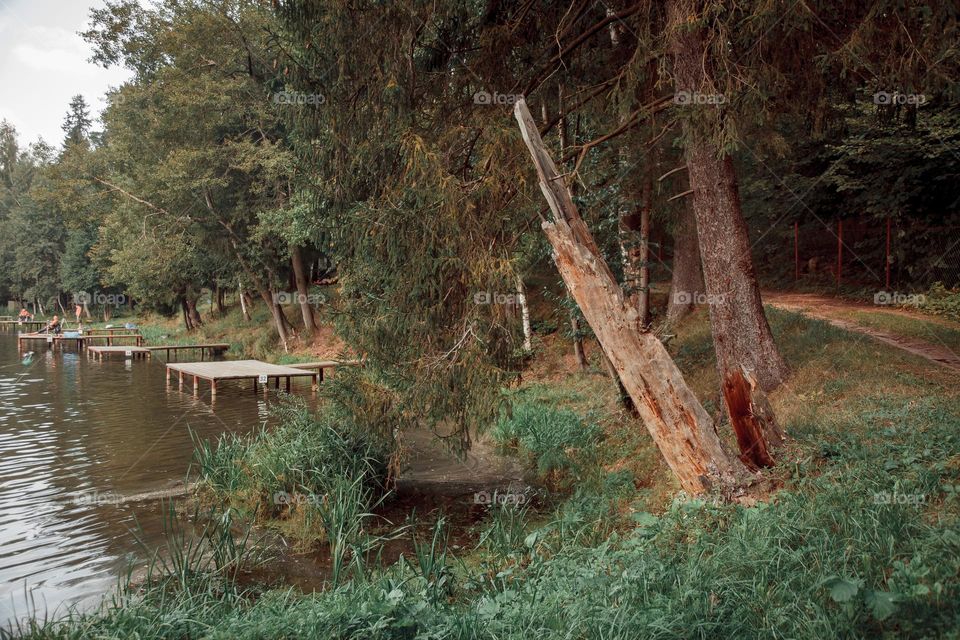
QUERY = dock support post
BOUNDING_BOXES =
[179,371,184,391]
[193,375,199,397]
[166,367,171,386]
[312,374,318,391]
[210,380,217,397]
[285,377,291,393]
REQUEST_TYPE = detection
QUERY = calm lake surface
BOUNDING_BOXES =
[0,332,305,627]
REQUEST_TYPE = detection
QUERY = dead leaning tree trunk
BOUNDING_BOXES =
[514,98,747,494]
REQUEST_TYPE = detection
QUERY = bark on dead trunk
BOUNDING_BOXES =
[668,0,789,392]
[291,245,318,337]
[515,98,746,494]
[667,204,705,323]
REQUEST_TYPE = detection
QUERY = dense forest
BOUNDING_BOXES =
[1,1,959,637]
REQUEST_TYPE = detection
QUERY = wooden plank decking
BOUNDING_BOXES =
[165,359,319,397]
[87,345,151,360]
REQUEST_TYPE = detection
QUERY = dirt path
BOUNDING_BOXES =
[764,292,960,373]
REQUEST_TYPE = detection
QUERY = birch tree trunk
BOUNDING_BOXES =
[515,275,532,353]
[514,98,746,494]
[238,281,250,321]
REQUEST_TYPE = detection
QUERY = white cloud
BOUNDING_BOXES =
[0,1,133,146]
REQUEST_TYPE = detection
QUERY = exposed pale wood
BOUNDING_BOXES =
[514,97,746,494]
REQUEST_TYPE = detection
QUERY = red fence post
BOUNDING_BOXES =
[836,220,843,288]
[885,217,891,290]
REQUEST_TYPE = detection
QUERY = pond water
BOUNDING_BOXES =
[0,332,313,628]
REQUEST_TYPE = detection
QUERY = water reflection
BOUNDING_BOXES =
[0,335,298,626]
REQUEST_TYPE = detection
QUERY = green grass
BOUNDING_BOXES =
[191,395,394,548]
[11,311,960,639]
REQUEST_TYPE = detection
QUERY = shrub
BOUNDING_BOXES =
[492,399,601,479]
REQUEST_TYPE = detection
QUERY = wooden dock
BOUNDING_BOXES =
[85,327,142,336]
[288,359,361,382]
[0,320,46,331]
[145,343,230,360]
[18,332,144,351]
[166,360,319,397]
[88,345,151,360]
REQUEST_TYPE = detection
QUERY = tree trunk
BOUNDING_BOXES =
[515,275,532,353]
[619,167,651,329]
[668,0,789,392]
[185,298,202,327]
[180,298,193,331]
[667,204,705,323]
[638,186,651,327]
[291,245,318,337]
[255,286,289,352]
[238,281,250,321]
[570,314,588,370]
[514,98,746,494]
[600,350,639,417]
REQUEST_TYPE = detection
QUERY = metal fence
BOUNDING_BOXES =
[753,217,960,291]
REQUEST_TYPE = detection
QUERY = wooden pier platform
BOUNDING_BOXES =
[88,345,151,360]
[146,343,230,360]
[288,359,361,382]
[166,359,319,397]
[1,320,46,331]
[85,327,142,336]
[17,332,144,350]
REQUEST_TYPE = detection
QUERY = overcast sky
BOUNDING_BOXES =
[0,0,133,148]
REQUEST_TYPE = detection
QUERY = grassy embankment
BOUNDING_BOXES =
[9,304,960,639]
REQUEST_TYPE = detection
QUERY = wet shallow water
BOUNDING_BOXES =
[0,332,316,627]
